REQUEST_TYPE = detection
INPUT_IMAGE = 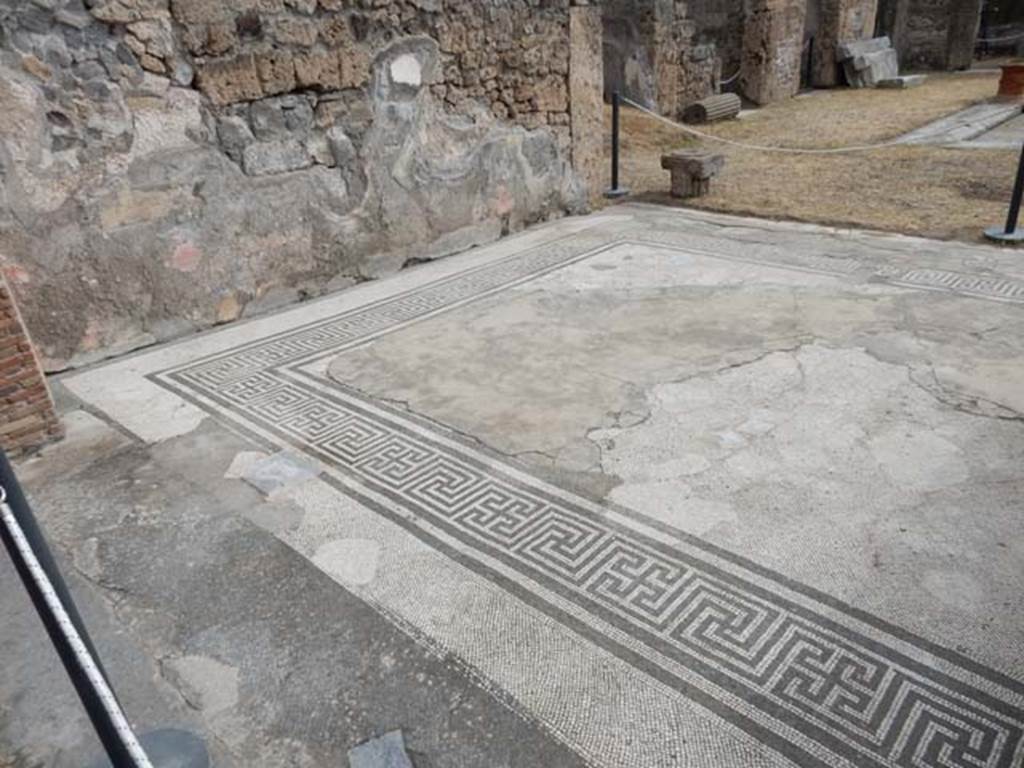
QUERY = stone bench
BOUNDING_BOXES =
[660,149,725,198]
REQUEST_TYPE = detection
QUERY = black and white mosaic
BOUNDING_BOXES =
[151,236,1024,768]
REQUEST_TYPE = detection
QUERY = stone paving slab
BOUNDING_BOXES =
[964,112,1024,149]
[898,101,1022,146]
[38,205,1024,768]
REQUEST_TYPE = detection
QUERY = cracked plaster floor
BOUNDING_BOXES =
[4,204,1024,768]
[323,235,1024,673]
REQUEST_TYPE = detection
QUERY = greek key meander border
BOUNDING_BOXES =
[150,236,1024,768]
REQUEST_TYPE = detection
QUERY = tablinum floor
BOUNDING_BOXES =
[62,205,1024,767]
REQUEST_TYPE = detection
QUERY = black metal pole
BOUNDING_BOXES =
[984,122,1024,243]
[605,91,628,199]
[1003,140,1024,235]
[611,91,620,190]
[0,452,144,767]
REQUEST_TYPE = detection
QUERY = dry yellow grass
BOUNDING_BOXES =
[608,71,1020,243]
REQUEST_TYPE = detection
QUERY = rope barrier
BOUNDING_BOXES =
[717,36,808,88]
[976,29,1024,44]
[621,96,916,155]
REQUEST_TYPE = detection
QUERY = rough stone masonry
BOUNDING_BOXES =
[0,0,604,371]
[0,0,989,373]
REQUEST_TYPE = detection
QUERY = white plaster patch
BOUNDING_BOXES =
[313,538,381,586]
[62,367,207,443]
[390,54,422,87]
[129,87,204,158]
[162,655,239,714]
[224,450,269,479]
[595,345,984,572]
[242,451,320,496]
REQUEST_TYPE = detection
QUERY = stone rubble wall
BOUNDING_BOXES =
[0,0,600,370]
[673,0,719,109]
[686,0,744,82]
[602,0,660,107]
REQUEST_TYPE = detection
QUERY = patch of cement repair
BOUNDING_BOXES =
[591,344,972,537]
[238,451,320,496]
[348,730,414,768]
[313,539,382,586]
[160,655,240,716]
[223,451,270,480]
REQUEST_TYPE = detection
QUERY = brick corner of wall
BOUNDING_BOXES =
[0,276,63,459]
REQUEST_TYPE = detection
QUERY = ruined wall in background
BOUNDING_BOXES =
[978,0,1024,57]
[687,0,745,80]
[944,0,983,69]
[601,0,717,116]
[670,0,720,111]
[876,0,982,70]
[0,0,596,371]
[602,0,660,107]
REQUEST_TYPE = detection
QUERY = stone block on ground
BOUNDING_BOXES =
[348,730,414,768]
[877,75,927,89]
[683,93,742,124]
[836,35,892,60]
[660,149,725,198]
[837,37,899,88]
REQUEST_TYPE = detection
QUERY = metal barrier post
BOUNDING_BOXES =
[0,452,150,767]
[985,127,1024,244]
[605,91,629,199]
[1,450,209,768]
[1,453,162,766]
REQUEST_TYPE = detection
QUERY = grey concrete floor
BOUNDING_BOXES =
[4,204,1024,768]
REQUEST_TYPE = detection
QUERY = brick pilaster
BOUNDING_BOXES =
[0,274,62,457]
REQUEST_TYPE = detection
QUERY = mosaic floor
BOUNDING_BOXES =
[64,205,1024,767]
